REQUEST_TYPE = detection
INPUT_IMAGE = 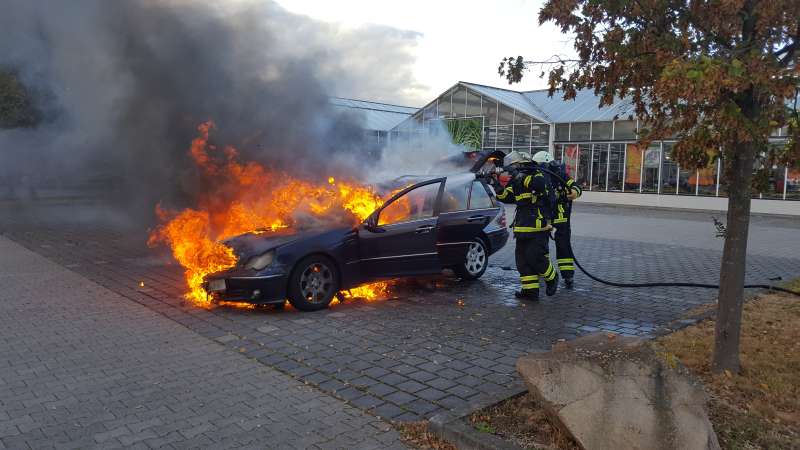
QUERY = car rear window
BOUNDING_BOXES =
[469,181,494,209]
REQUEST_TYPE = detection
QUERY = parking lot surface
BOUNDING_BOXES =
[1,201,798,433]
[0,236,404,449]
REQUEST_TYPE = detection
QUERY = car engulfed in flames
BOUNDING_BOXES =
[149,121,508,311]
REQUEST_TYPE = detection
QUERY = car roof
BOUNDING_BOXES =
[383,172,477,190]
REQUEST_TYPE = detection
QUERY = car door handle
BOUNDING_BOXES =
[467,215,487,222]
[415,225,434,233]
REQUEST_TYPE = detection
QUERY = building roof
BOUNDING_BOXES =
[522,89,637,123]
[459,82,551,123]
[330,97,418,131]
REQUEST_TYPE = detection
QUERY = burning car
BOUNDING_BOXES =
[203,173,508,311]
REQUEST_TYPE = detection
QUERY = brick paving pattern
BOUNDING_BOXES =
[2,202,799,428]
[0,236,405,449]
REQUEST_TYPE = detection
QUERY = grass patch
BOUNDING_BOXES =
[469,394,580,450]
[786,277,800,293]
[396,421,456,450]
[655,291,800,449]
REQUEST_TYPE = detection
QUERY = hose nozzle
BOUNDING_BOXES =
[475,166,504,179]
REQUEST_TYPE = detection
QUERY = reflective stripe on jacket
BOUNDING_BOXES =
[495,168,550,234]
[553,177,581,224]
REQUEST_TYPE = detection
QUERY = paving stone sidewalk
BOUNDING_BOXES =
[2,203,799,428]
[0,236,405,450]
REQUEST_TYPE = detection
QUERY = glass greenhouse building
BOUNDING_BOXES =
[389,81,798,201]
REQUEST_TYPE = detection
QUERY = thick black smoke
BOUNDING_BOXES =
[0,0,422,223]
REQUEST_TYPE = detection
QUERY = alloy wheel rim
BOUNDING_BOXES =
[465,241,486,275]
[299,263,333,303]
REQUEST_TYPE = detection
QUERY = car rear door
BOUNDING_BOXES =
[358,180,443,278]
[436,176,500,266]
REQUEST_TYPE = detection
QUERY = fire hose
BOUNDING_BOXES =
[557,232,800,296]
[476,166,800,297]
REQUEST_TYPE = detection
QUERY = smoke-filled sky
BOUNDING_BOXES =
[0,0,458,221]
[276,0,575,105]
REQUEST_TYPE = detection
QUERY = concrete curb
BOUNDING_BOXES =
[428,381,527,450]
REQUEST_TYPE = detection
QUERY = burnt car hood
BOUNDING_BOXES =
[223,231,300,259]
[222,227,345,260]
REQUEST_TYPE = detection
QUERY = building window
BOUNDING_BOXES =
[555,123,570,141]
[495,125,513,147]
[624,144,643,192]
[614,120,636,140]
[513,124,531,148]
[591,144,609,191]
[786,167,800,200]
[678,165,695,195]
[697,155,717,196]
[661,142,678,194]
[564,144,579,179]
[452,87,467,117]
[466,91,482,117]
[531,124,549,147]
[591,121,612,141]
[482,98,497,126]
[423,103,436,121]
[554,144,564,161]
[641,144,661,193]
[438,92,453,118]
[608,143,625,191]
[498,105,515,125]
[571,122,590,141]
[482,127,497,149]
[577,144,592,189]
[760,166,787,199]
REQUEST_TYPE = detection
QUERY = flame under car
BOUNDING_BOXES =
[203,173,509,311]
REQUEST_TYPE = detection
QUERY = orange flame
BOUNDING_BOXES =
[149,121,397,307]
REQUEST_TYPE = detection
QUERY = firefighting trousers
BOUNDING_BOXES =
[514,232,557,295]
[553,223,575,280]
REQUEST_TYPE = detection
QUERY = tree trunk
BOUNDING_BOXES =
[712,138,757,374]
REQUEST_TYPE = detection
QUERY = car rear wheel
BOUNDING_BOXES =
[287,255,340,311]
[453,237,488,280]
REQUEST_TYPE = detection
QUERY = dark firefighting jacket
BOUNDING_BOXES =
[550,162,582,225]
[494,164,552,236]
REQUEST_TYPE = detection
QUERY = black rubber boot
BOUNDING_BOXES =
[563,276,574,289]
[545,274,559,296]
[514,290,539,301]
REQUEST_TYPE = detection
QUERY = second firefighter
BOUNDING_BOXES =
[491,151,558,300]
[532,151,582,288]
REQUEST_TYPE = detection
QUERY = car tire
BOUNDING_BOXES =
[287,255,340,312]
[453,237,488,280]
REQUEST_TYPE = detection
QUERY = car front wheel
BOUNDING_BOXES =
[287,255,340,311]
[453,237,488,280]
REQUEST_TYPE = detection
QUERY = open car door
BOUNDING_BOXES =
[357,180,443,278]
[436,175,500,266]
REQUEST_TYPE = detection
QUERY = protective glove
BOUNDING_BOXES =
[487,175,503,192]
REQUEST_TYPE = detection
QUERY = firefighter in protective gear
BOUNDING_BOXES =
[491,151,558,300]
[532,150,581,289]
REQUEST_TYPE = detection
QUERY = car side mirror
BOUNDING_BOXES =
[365,223,386,233]
[363,215,386,233]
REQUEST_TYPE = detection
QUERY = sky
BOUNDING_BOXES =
[274,0,575,106]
